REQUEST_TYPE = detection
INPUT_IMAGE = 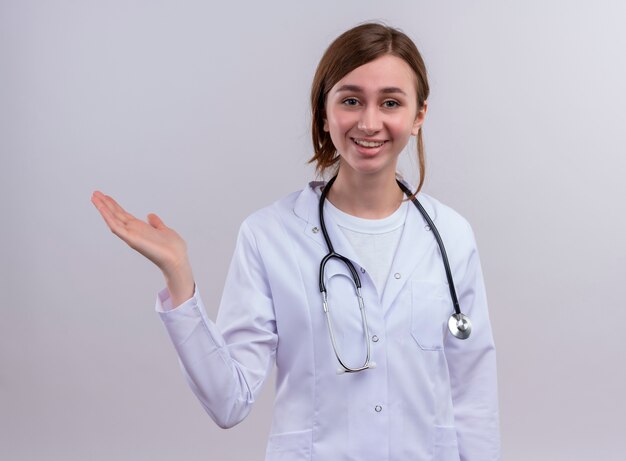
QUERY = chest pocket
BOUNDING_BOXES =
[411,280,450,351]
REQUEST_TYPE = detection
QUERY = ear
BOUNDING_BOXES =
[411,101,428,136]
[323,118,329,132]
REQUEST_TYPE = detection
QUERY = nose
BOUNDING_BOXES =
[357,106,382,134]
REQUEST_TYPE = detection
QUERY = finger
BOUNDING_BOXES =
[92,195,130,238]
[91,192,118,221]
[103,194,133,224]
[147,213,166,230]
[91,192,112,217]
[97,193,135,225]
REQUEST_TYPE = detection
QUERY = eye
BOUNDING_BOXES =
[382,100,400,108]
[342,98,360,106]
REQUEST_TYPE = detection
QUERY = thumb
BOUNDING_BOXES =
[147,213,166,229]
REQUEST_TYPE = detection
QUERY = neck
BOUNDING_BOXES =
[327,169,403,219]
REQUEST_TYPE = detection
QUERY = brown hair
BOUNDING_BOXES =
[309,23,430,192]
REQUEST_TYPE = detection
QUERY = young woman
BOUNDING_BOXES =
[92,23,500,461]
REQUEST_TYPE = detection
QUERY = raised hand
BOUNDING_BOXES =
[91,191,195,305]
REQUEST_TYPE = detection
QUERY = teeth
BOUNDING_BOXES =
[354,139,384,148]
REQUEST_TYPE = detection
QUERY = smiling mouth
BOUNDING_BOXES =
[352,138,387,148]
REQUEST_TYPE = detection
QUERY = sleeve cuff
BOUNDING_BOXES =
[155,284,199,313]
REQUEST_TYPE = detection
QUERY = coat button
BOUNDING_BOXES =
[312,227,319,233]
[372,335,379,343]
[424,224,431,231]
[360,267,366,273]
[375,405,382,412]
[394,272,401,279]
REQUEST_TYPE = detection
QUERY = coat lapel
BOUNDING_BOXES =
[380,192,440,312]
[293,182,366,281]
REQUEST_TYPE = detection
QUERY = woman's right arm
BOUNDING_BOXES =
[91,191,195,306]
[91,192,277,428]
[158,219,278,428]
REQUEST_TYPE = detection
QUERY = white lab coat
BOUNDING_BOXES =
[156,181,500,461]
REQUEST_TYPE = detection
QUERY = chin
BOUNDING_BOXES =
[341,160,397,178]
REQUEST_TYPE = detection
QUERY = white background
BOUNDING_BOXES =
[2,1,625,460]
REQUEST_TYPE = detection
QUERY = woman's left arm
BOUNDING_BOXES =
[444,223,501,461]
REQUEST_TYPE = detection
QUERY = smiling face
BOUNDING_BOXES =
[323,54,426,180]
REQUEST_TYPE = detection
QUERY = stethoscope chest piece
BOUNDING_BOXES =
[448,313,472,340]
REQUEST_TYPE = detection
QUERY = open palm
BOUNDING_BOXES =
[91,191,187,272]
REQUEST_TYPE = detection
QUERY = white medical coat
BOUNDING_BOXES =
[156,181,500,461]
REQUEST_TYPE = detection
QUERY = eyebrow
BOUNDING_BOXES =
[335,84,407,96]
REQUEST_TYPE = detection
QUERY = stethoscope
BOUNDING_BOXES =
[318,175,472,374]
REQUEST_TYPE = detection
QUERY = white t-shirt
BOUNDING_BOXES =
[324,199,409,299]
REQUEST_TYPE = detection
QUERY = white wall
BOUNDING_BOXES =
[2,1,625,460]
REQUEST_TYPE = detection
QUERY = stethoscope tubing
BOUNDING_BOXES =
[395,180,461,317]
[317,176,362,292]
[317,175,471,373]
